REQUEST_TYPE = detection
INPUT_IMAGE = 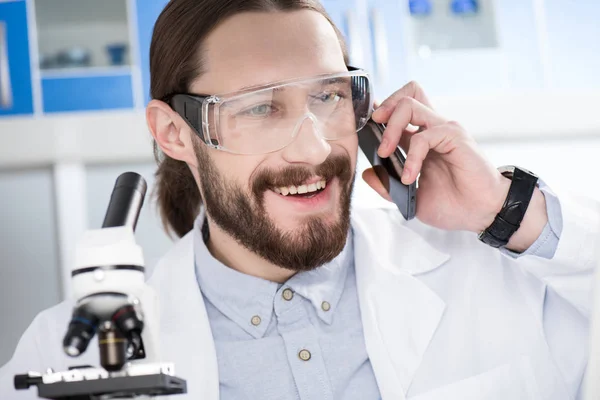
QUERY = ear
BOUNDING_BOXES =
[146,99,199,167]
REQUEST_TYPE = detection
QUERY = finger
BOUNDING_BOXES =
[377,97,446,158]
[372,81,433,122]
[398,128,416,153]
[362,168,393,202]
[402,123,460,184]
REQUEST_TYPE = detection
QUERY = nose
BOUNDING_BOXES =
[281,114,331,166]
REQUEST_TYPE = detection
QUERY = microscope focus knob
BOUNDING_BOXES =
[14,373,42,390]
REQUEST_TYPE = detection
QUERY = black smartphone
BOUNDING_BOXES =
[358,119,417,220]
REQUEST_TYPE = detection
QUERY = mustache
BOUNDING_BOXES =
[252,154,353,196]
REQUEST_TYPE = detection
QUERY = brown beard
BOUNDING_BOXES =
[194,141,355,272]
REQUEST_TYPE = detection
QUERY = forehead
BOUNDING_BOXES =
[191,10,347,95]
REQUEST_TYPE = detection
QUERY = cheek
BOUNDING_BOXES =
[333,134,358,171]
[209,150,265,190]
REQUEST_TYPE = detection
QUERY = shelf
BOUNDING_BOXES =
[0,110,152,169]
[40,66,133,79]
[432,89,600,142]
[34,0,132,70]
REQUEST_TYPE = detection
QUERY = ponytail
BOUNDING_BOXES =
[153,143,201,238]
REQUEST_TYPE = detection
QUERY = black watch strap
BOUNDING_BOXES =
[478,167,539,248]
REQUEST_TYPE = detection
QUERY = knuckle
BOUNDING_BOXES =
[406,80,420,92]
[446,120,462,129]
[410,133,427,147]
[445,120,466,135]
[397,96,415,107]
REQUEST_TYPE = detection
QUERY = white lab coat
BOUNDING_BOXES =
[1,183,599,400]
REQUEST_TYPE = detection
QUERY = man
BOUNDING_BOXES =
[1,0,599,399]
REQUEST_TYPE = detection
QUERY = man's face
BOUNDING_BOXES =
[190,10,359,271]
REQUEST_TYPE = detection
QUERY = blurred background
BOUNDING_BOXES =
[1,0,599,366]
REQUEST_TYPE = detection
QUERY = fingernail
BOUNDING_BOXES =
[402,167,411,183]
[378,137,389,155]
[373,105,388,118]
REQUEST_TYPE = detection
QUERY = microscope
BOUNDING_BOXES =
[13,172,187,399]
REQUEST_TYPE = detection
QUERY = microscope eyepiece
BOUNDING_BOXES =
[63,307,99,357]
[102,172,147,230]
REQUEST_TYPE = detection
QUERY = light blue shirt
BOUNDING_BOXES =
[193,184,562,399]
[195,223,380,399]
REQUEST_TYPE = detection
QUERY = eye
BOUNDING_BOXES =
[240,104,273,117]
[314,92,344,103]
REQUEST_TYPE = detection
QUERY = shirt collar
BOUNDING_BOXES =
[193,212,353,338]
[283,232,352,325]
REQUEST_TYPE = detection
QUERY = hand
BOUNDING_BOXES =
[362,82,547,250]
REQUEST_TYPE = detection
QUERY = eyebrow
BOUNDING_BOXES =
[237,76,350,92]
[323,77,349,85]
[236,84,285,93]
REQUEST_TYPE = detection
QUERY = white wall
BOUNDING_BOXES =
[0,168,61,365]
[480,137,600,201]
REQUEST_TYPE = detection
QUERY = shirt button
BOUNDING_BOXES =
[282,288,294,301]
[251,315,261,326]
[321,301,331,312]
[298,349,311,361]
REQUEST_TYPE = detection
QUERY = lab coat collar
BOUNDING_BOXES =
[146,222,220,400]
[350,206,450,399]
[148,205,450,400]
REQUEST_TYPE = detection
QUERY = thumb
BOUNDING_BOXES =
[362,167,393,202]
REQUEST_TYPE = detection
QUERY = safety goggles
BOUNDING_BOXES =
[168,67,373,155]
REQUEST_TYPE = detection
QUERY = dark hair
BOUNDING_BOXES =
[150,0,349,238]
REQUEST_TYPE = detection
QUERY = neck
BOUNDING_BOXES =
[204,218,296,284]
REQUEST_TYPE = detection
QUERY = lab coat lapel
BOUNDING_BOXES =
[352,207,450,400]
[147,232,220,400]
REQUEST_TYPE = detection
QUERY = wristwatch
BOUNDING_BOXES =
[478,166,539,248]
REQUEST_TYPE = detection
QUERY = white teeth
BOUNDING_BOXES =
[297,185,308,194]
[274,180,328,196]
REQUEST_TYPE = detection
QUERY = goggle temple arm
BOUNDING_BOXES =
[169,94,212,145]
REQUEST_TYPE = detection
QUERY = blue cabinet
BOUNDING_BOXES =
[34,0,137,113]
[0,0,34,117]
[42,74,134,113]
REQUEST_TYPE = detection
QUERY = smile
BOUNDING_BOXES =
[265,177,336,212]
[273,180,327,197]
